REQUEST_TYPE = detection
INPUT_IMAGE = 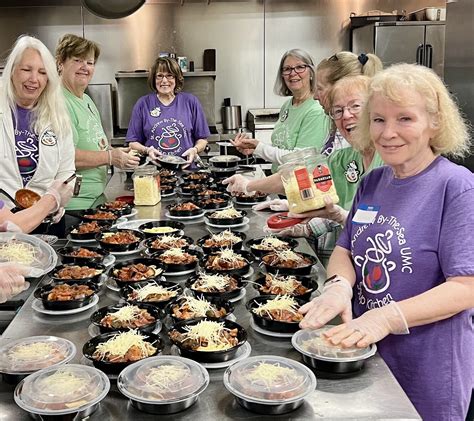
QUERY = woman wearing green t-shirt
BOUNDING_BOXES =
[55,34,140,210]
[231,49,330,172]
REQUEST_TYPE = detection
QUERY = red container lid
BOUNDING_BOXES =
[115,195,134,204]
[267,212,303,229]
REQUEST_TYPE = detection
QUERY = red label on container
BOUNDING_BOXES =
[294,168,311,190]
[313,164,333,192]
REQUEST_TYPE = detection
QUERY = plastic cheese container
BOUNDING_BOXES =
[279,148,339,213]
[133,166,161,206]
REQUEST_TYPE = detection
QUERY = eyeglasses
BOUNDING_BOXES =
[281,64,309,76]
[329,101,363,120]
[155,73,175,81]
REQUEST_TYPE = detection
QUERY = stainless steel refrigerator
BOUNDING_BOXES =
[352,21,445,78]
[444,0,474,171]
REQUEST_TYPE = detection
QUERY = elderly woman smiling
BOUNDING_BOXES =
[300,64,474,420]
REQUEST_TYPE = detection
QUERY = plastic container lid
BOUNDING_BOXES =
[14,364,110,416]
[0,336,76,374]
[117,356,209,404]
[223,355,316,405]
[158,155,187,164]
[267,213,302,230]
[292,328,377,362]
[0,232,57,277]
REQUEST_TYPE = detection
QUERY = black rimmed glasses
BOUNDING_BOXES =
[281,64,310,76]
[155,73,175,81]
[329,101,363,120]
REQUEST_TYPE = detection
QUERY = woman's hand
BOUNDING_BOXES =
[111,148,140,170]
[253,199,289,211]
[289,196,348,225]
[0,263,29,303]
[322,302,410,348]
[146,146,161,162]
[182,147,198,169]
[222,174,251,195]
[230,133,258,156]
[299,277,354,329]
[45,179,75,212]
[264,221,312,238]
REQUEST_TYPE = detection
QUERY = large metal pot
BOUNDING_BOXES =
[82,0,145,19]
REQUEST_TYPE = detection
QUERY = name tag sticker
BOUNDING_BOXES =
[352,204,380,225]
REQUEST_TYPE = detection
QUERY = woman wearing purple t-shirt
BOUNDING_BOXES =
[299,64,474,420]
[126,57,209,168]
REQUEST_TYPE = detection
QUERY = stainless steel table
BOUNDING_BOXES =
[0,170,420,420]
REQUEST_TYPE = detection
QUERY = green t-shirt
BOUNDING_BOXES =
[328,148,384,210]
[63,88,108,210]
[271,97,330,173]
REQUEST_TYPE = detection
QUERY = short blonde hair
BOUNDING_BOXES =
[354,64,471,158]
[317,52,383,85]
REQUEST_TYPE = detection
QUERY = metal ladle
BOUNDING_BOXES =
[0,188,25,209]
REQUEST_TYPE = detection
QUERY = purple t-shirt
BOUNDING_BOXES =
[337,156,474,420]
[13,106,39,186]
[125,92,210,157]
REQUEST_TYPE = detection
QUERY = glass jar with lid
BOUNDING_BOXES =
[132,166,161,206]
[279,148,339,213]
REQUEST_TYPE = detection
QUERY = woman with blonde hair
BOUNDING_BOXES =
[0,35,75,233]
[300,63,474,420]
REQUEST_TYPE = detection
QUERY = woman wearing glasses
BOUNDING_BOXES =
[231,49,330,172]
[126,56,209,168]
[56,34,140,210]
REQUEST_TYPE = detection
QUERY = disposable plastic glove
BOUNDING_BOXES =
[0,263,29,303]
[222,174,250,195]
[322,301,409,348]
[45,179,75,212]
[146,146,161,162]
[111,147,140,170]
[289,196,349,225]
[0,220,23,233]
[51,207,65,224]
[253,199,289,212]
[182,147,198,169]
[299,277,354,329]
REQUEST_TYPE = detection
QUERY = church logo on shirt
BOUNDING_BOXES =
[280,109,289,122]
[344,160,360,183]
[40,130,57,146]
[150,107,161,117]
[354,230,396,294]
[158,123,182,151]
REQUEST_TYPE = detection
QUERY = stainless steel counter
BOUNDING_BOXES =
[0,170,420,420]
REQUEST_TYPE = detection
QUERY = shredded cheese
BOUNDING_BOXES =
[38,370,87,395]
[266,274,302,294]
[193,273,233,290]
[253,295,300,316]
[210,230,241,243]
[0,241,37,265]
[246,362,301,389]
[182,320,234,351]
[154,234,183,244]
[180,296,215,317]
[134,283,179,301]
[94,330,156,359]
[161,248,186,258]
[273,250,304,262]
[257,236,288,249]
[145,364,190,390]
[215,249,245,262]
[9,342,56,361]
[210,207,242,219]
[143,226,177,234]
[107,305,142,323]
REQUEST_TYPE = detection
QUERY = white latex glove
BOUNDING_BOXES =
[222,174,250,195]
[146,146,161,162]
[45,179,75,212]
[322,301,410,348]
[299,277,354,329]
[51,207,65,224]
[182,147,198,169]
[264,222,311,238]
[253,199,289,212]
[289,196,349,225]
[0,220,23,233]
[0,263,29,303]
[111,148,140,170]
